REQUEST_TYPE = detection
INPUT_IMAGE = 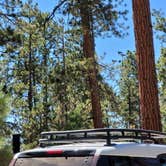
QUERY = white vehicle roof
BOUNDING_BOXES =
[99,143,166,158]
[14,128,166,159]
[15,141,166,159]
[46,142,166,158]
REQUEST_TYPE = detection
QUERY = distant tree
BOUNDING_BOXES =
[157,48,166,131]
[0,89,12,166]
[48,0,128,128]
[0,89,11,163]
[132,0,162,131]
[118,51,139,128]
[152,9,166,43]
[99,78,121,128]
[0,0,130,148]
[0,0,22,45]
[78,0,103,128]
[0,90,10,144]
[153,10,166,131]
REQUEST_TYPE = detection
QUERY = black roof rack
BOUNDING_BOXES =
[39,128,166,147]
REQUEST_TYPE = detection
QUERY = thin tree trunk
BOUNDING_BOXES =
[79,0,103,128]
[128,84,132,128]
[27,32,33,144]
[59,33,67,130]
[61,33,68,128]
[43,24,49,130]
[28,33,33,112]
[132,0,162,131]
[43,51,49,130]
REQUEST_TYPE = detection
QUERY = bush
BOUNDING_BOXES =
[0,145,13,166]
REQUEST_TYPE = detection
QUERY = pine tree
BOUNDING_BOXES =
[118,51,139,128]
[132,0,162,131]
[78,0,103,128]
[157,48,166,130]
[48,0,128,128]
[0,90,11,145]
[153,10,166,130]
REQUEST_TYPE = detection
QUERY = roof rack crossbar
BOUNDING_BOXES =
[39,128,166,147]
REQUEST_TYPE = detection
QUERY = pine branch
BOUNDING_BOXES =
[0,11,22,18]
[44,0,67,24]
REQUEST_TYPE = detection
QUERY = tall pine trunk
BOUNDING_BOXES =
[79,0,103,128]
[132,0,162,131]
[28,33,33,112]
[43,25,49,130]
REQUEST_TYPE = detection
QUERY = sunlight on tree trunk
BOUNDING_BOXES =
[80,0,103,128]
[132,0,162,131]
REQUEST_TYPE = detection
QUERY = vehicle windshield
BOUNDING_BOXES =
[15,156,94,166]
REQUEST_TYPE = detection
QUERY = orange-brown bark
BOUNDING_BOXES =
[132,0,162,131]
[80,1,103,128]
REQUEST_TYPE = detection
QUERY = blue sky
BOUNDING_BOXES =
[96,0,166,63]
[33,0,166,63]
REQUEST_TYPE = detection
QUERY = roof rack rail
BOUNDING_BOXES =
[39,128,166,147]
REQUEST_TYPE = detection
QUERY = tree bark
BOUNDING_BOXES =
[28,33,33,112]
[79,0,103,128]
[132,0,162,131]
[43,25,49,130]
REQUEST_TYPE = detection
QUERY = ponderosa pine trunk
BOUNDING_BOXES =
[28,33,33,112]
[132,0,162,131]
[79,0,103,128]
[43,25,49,131]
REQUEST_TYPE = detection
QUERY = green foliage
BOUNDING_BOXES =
[0,90,12,166]
[0,1,96,147]
[118,51,139,128]
[99,79,120,128]
[0,0,130,148]
[0,94,9,122]
[0,145,13,166]
[66,101,93,130]
[0,27,21,46]
[59,0,128,38]
[0,0,22,47]
[158,48,166,96]
[153,10,166,131]
[157,48,166,131]
[1,0,165,149]
[0,89,11,141]
[152,9,166,43]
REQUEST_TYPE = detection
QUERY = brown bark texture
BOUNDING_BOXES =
[28,33,33,112]
[132,0,162,131]
[80,1,103,128]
